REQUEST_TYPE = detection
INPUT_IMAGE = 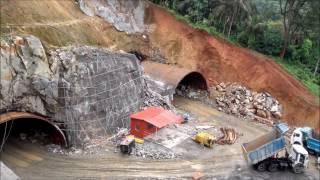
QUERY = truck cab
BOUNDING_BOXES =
[299,127,320,155]
[289,144,309,173]
[291,128,303,145]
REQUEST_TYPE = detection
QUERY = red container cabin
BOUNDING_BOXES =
[130,107,182,138]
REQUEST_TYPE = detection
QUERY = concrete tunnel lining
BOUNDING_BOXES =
[0,112,67,147]
[142,61,208,94]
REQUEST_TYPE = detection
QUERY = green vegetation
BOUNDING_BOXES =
[169,10,226,39]
[275,58,320,97]
[150,0,320,96]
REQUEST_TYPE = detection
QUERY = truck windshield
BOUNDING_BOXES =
[294,133,300,137]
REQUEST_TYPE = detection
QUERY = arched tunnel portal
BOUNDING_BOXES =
[177,72,208,90]
[142,61,208,99]
[0,112,67,147]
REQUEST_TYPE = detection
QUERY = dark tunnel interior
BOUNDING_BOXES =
[177,72,208,91]
[0,118,66,148]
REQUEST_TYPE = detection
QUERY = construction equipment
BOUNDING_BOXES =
[299,127,320,156]
[120,135,135,154]
[134,137,144,144]
[193,132,216,148]
[242,123,309,173]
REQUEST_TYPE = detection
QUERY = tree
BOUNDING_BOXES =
[187,0,210,23]
[279,0,307,58]
[209,0,255,37]
[302,0,320,76]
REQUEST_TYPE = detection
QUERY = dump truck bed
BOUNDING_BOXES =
[242,129,286,165]
[306,137,320,154]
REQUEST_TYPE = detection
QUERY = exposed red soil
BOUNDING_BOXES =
[147,5,319,133]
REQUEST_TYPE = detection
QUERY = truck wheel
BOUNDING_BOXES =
[120,146,128,154]
[292,164,304,174]
[256,162,267,172]
[268,163,278,172]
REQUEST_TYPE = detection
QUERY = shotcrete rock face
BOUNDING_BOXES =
[52,47,143,145]
[0,36,143,146]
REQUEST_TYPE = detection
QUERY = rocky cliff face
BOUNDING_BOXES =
[79,0,149,34]
[1,36,143,145]
[1,36,57,115]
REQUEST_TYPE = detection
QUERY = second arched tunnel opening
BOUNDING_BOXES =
[142,61,209,102]
[174,71,209,103]
[177,72,208,91]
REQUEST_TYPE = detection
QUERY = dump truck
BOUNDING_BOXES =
[242,123,309,173]
[299,127,320,156]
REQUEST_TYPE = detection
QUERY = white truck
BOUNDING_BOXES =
[242,123,309,173]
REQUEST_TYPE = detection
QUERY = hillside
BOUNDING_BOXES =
[0,0,318,132]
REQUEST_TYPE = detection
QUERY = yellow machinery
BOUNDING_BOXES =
[134,137,144,144]
[193,132,216,148]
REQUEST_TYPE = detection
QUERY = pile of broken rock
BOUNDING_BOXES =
[142,80,175,110]
[212,83,282,123]
[175,85,214,106]
[133,142,178,159]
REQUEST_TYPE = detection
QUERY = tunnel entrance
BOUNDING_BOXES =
[175,71,209,101]
[177,72,208,91]
[0,113,67,151]
[142,61,209,101]
[0,119,65,147]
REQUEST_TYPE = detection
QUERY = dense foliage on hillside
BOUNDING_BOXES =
[150,0,320,96]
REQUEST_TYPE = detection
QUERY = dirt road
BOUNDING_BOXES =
[1,97,319,179]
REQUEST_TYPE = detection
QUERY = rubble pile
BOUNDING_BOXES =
[46,128,130,156]
[19,131,51,145]
[176,86,213,106]
[46,144,66,154]
[18,131,71,155]
[133,142,178,159]
[110,128,178,159]
[212,83,282,123]
[46,143,103,155]
[143,81,175,110]
[47,136,113,156]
